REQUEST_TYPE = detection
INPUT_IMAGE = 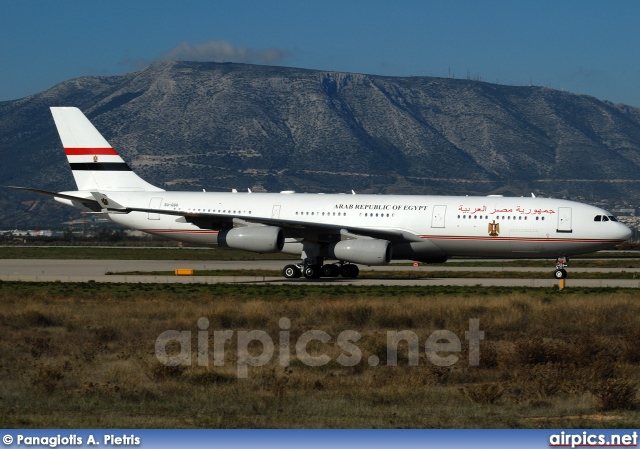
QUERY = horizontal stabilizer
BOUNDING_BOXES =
[8,186,96,203]
[7,186,101,211]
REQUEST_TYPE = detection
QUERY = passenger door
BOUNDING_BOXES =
[431,205,446,228]
[557,207,572,233]
[148,197,162,220]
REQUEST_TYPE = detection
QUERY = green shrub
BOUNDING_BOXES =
[514,336,563,365]
[463,382,504,404]
[590,379,637,410]
[530,363,565,397]
[30,365,64,394]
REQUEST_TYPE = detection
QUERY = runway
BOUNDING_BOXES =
[2,259,640,287]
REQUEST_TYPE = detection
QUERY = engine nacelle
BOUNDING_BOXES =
[218,226,284,253]
[328,238,392,265]
[281,240,304,256]
[392,241,448,263]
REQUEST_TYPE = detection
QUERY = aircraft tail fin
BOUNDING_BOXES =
[50,107,164,192]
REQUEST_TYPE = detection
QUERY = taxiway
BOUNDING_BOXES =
[1,259,640,287]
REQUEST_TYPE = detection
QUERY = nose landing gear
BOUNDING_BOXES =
[554,256,568,279]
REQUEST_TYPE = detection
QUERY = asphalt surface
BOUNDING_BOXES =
[2,259,640,287]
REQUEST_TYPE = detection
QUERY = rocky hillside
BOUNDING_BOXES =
[2,61,640,227]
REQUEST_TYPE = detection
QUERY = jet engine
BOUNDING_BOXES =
[328,238,392,265]
[218,226,284,253]
[392,241,448,263]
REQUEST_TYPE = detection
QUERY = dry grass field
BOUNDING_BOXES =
[1,282,639,428]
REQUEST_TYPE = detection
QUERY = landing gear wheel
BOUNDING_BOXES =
[553,269,567,280]
[554,256,569,280]
[322,264,340,277]
[340,264,360,278]
[283,264,301,279]
[303,264,322,279]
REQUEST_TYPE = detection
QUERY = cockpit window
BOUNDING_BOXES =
[595,214,619,222]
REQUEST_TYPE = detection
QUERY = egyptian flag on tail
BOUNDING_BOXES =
[50,107,163,192]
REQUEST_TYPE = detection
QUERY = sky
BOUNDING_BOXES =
[1,0,640,106]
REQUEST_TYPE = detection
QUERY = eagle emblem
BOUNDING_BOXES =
[93,155,98,163]
[488,220,500,237]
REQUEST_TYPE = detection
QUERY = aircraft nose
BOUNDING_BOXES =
[617,222,632,241]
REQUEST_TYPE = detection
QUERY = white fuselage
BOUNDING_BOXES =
[87,191,630,260]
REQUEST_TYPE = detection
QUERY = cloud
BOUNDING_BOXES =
[159,40,289,64]
[569,66,606,83]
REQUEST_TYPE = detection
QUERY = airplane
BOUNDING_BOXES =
[11,107,632,280]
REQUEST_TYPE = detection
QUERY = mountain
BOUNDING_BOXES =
[2,60,640,228]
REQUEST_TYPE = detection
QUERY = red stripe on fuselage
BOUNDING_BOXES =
[64,148,118,155]
[420,235,623,244]
[142,229,220,235]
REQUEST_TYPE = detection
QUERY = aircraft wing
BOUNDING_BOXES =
[233,214,425,244]
[8,187,102,212]
[92,195,424,245]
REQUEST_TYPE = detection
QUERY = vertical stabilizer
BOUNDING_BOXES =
[50,107,163,192]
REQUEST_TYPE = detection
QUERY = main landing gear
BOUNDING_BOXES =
[282,262,360,279]
[554,256,568,279]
